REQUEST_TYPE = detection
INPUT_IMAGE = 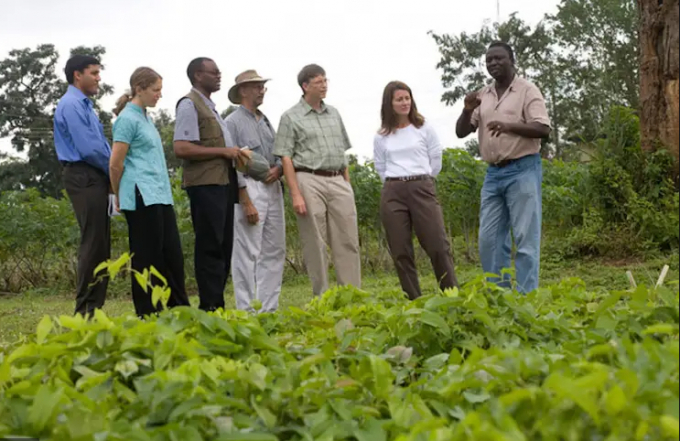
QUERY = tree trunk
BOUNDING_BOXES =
[638,0,680,179]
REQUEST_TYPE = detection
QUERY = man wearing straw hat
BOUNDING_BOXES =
[225,70,286,313]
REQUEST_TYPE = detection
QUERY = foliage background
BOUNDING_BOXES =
[0,0,678,295]
[1,108,678,294]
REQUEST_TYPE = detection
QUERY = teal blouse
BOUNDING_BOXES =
[112,103,173,211]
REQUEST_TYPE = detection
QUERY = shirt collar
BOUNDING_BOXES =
[126,102,147,116]
[67,85,91,103]
[299,96,327,115]
[486,74,520,97]
[238,105,263,119]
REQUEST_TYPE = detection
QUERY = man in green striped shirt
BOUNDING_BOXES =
[274,64,361,296]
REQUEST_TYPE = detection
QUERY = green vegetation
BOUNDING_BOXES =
[2,107,677,295]
[2,255,676,347]
[0,258,678,440]
[0,0,678,438]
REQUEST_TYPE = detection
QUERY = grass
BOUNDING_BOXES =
[0,254,677,347]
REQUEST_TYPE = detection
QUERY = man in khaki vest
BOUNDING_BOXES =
[173,57,247,311]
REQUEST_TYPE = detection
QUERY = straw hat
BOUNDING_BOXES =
[228,69,270,104]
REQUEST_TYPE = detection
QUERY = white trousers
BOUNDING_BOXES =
[232,178,286,313]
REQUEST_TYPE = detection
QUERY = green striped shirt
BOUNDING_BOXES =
[273,97,352,171]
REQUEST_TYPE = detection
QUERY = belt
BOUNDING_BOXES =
[61,160,87,167]
[491,157,519,168]
[385,174,431,182]
[295,167,344,177]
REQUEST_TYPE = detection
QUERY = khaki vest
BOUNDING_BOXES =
[177,90,232,188]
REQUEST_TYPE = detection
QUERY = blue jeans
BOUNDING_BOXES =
[478,154,542,293]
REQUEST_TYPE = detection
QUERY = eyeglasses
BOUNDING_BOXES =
[310,78,329,86]
[246,83,267,91]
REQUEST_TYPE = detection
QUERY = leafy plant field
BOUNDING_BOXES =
[0,268,678,440]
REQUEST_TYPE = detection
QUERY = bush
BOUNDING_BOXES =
[550,107,680,257]
[436,149,487,261]
[0,189,126,292]
[1,109,678,294]
[0,272,678,440]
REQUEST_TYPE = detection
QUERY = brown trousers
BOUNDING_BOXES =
[380,177,458,299]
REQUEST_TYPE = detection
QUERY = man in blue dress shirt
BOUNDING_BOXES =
[53,55,112,317]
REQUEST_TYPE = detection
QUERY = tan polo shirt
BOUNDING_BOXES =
[471,76,551,164]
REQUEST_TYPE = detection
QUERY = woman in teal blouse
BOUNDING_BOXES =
[110,67,190,317]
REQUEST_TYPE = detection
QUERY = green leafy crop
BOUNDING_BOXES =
[0,263,678,440]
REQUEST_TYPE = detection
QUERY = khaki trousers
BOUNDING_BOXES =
[295,172,362,296]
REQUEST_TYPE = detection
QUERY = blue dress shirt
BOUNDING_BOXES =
[53,85,111,175]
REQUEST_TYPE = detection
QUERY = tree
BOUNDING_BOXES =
[0,156,32,193]
[0,44,64,196]
[638,0,679,180]
[548,0,639,145]
[429,14,559,155]
[464,139,481,159]
[430,0,640,159]
[220,105,238,120]
[429,13,554,106]
[0,44,113,197]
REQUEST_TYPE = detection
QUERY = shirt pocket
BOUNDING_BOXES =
[242,135,262,149]
[243,137,265,157]
[323,117,347,150]
[199,118,223,140]
[498,106,524,124]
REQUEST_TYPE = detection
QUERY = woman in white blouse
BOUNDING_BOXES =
[373,81,458,300]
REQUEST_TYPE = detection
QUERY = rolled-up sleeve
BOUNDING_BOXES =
[173,99,200,142]
[524,85,551,127]
[470,106,481,130]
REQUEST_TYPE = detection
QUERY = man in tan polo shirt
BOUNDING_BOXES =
[456,41,551,293]
[274,64,361,297]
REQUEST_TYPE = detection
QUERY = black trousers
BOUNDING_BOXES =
[123,189,190,317]
[62,162,111,317]
[186,184,236,311]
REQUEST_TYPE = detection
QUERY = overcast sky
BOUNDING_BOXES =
[1,0,558,162]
